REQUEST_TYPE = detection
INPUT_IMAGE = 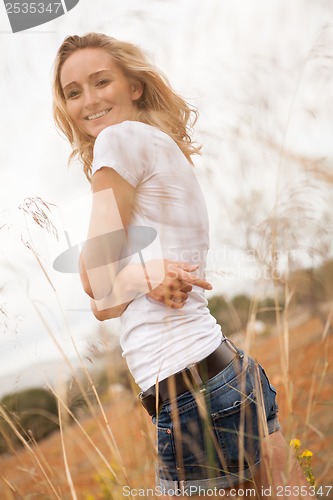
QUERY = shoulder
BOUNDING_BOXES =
[95,120,155,144]
[93,121,151,157]
[92,121,158,185]
[93,121,158,161]
[94,120,176,149]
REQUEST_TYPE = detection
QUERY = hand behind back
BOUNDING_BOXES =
[147,260,212,309]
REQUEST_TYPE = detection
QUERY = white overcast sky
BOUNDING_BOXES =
[0,0,333,388]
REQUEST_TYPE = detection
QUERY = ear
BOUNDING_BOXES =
[131,80,143,101]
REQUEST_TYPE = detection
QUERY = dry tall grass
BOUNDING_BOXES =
[0,200,332,498]
[1,33,333,495]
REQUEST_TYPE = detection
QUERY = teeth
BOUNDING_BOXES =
[87,109,110,120]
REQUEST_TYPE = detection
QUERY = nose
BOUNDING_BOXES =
[83,88,99,109]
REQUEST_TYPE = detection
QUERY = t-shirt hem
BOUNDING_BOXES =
[138,333,223,392]
[92,160,138,188]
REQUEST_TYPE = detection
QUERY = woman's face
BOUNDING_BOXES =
[60,48,143,138]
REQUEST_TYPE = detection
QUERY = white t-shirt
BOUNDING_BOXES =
[92,120,222,391]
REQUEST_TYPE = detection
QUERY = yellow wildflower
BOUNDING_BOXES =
[301,449,313,458]
[289,438,301,449]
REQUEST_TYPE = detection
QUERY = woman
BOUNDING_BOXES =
[53,33,314,498]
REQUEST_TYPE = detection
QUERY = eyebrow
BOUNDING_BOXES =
[62,70,114,91]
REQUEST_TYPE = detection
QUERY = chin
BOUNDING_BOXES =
[88,124,109,138]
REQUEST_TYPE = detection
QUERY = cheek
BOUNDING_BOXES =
[66,101,80,123]
[113,85,135,105]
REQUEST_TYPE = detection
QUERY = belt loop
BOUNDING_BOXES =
[185,364,206,393]
[225,337,244,358]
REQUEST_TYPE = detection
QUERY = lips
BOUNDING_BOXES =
[86,108,111,120]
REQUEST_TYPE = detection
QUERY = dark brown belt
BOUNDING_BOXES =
[139,338,240,417]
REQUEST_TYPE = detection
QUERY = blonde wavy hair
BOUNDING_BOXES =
[53,32,201,181]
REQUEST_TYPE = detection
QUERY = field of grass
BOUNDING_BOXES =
[0,303,331,499]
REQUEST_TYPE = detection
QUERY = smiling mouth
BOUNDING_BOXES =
[86,109,111,121]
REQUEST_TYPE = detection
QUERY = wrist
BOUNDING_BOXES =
[116,262,139,295]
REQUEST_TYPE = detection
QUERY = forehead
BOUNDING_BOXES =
[60,48,120,87]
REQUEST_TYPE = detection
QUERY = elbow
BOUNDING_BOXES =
[84,286,94,299]
[81,276,112,301]
[90,299,107,321]
[80,275,107,301]
[90,299,120,321]
[79,256,108,299]
[80,273,94,298]
[93,309,107,321]
[93,308,120,321]
[90,298,126,320]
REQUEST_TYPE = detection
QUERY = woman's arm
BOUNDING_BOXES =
[90,297,130,321]
[79,252,93,297]
[79,166,135,314]
[80,166,213,320]
[89,258,213,320]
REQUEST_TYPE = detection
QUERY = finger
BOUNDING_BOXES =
[171,291,188,303]
[167,272,212,290]
[175,270,213,290]
[168,298,186,309]
[179,283,193,293]
[150,292,184,308]
[192,278,212,290]
[147,286,167,304]
[150,280,183,304]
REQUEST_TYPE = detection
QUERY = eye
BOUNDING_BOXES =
[65,89,81,100]
[96,79,110,87]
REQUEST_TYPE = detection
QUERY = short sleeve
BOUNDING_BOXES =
[91,121,155,188]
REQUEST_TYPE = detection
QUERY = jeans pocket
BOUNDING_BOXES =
[156,423,176,480]
[259,364,277,394]
[258,364,279,424]
[211,389,260,472]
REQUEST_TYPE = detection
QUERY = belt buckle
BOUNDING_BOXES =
[138,391,144,401]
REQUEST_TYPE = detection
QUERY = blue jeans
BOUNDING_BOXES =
[153,350,280,494]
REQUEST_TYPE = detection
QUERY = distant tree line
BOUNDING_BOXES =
[0,347,132,455]
[208,258,333,335]
[0,388,59,454]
